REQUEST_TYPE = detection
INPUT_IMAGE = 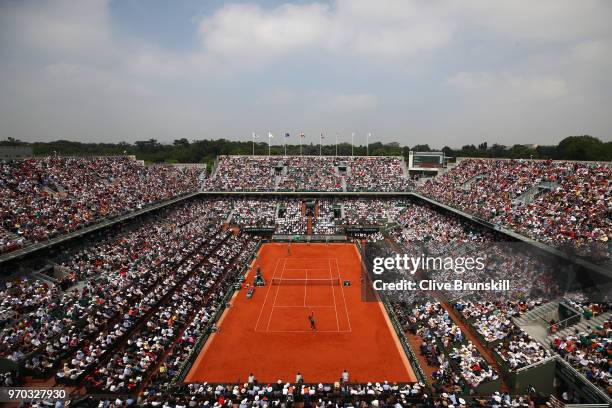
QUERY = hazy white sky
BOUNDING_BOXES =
[0,0,610,147]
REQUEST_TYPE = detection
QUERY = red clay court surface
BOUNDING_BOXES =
[185,243,416,384]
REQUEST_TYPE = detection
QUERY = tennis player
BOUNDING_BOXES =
[308,311,316,331]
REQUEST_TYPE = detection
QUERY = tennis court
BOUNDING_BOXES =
[185,242,416,384]
[254,257,351,333]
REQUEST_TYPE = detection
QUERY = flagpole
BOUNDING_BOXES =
[284,132,286,157]
[268,132,272,156]
[367,132,371,156]
[351,132,354,156]
[319,133,322,156]
[252,132,255,156]
[335,133,338,157]
[300,133,302,156]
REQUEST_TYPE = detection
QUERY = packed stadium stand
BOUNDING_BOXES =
[0,156,203,254]
[203,155,413,192]
[417,158,611,263]
[0,154,610,407]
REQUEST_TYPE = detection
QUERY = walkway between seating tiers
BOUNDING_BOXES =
[405,330,438,384]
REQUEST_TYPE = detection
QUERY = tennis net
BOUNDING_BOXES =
[270,277,341,286]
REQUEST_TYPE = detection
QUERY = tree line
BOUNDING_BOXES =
[1,135,610,167]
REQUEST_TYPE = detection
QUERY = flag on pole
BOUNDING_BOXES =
[267,132,273,156]
[299,132,304,156]
[319,133,323,156]
[335,132,338,156]
[283,133,289,156]
[251,132,259,155]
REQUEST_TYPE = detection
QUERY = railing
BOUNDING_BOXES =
[548,313,581,333]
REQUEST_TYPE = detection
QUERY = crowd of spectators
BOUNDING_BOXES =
[551,319,611,395]
[278,157,343,192]
[496,331,551,370]
[345,157,412,192]
[81,386,541,408]
[0,156,201,254]
[0,276,57,328]
[91,380,438,408]
[449,342,499,388]
[151,236,258,389]
[312,199,342,235]
[204,155,412,192]
[82,233,256,393]
[564,297,609,321]
[1,156,608,406]
[417,159,611,261]
[0,199,226,373]
[397,301,498,390]
[430,245,561,303]
[344,199,402,226]
[388,201,564,303]
[0,227,26,253]
[389,202,489,256]
[276,200,306,234]
[454,300,552,373]
[204,157,275,192]
[230,198,277,229]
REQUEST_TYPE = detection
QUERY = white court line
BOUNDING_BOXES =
[282,257,333,260]
[266,330,352,333]
[335,258,352,332]
[256,257,349,334]
[273,305,336,308]
[304,269,308,307]
[266,257,287,331]
[253,258,281,331]
[329,258,340,331]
